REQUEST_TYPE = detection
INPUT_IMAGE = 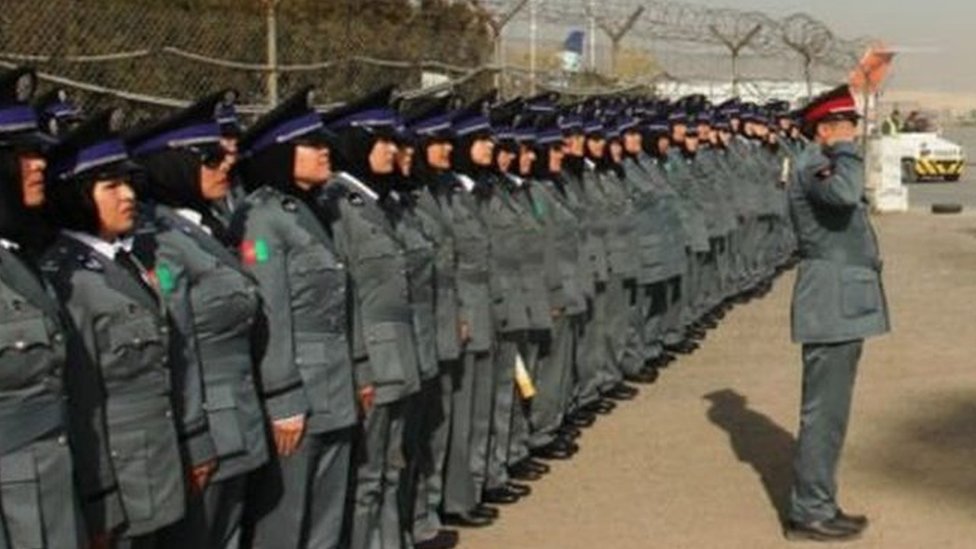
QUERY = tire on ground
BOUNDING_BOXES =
[931,203,963,215]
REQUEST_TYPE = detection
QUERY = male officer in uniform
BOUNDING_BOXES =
[784,85,889,542]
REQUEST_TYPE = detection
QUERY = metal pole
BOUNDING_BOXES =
[530,0,537,93]
[589,0,596,70]
[265,0,279,105]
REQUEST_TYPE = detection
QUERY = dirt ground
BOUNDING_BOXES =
[461,211,976,549]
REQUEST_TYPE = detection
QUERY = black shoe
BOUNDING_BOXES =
[604,383,639,401]
[584,399,616,414]
[625,368,658,385]
[559,425,581,440]
[415,529,460,549]
[509,465,543,482]
[666,340,698,355]
[471,505,499,520]
[443,512,493,528]
[832,510,868,532]
[521,458,551,474]
[531,439,578,460]
[482,487,521,505]
[783,517,863,542]
[567,410,597,427]
[506,482,531,497]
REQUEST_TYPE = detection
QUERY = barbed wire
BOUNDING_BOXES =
[0,0,869,116]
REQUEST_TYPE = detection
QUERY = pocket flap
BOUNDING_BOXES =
[108,315,162,350]
[0,451,37,483]
[0,316,51,352]
[366,322,399,343]
[206,384,238,411]
[111,430,148,461]
[296,332,329,364]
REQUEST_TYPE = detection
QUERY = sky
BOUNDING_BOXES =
[684,0,976,94]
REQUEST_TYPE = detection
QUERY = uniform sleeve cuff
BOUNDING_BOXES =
[265,389,310,422]
[182,430,217,467]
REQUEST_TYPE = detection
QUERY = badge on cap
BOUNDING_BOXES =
[305,90,316,109]
[15,72,35,102]
[108,108,126,133]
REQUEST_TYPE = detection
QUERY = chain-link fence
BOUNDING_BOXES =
[0,0,868,119]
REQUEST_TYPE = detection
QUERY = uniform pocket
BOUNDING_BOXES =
[0,450,44,549]
[110,430,154,523]
[295,332,333,415]
[840,266,881,318]
[107,315,163,354]
[206,385,246,459]
[364,322,409,385]
[0,315,51,355]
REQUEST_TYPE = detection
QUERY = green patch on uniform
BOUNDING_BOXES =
[240,239,270,265]
[151,264,175,295]
[532,198,547,220]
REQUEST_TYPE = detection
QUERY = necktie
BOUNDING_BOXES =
[116,250,157,298]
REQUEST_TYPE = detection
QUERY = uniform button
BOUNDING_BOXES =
[53,333,64,343]
[57,435,67,445]
[14,340,26,350]
[337,262,345,269]
[111,450,119,458]
[165,410,173,418]
[160,326,169,335]
[295,358,303,365]
[133,338,142,345]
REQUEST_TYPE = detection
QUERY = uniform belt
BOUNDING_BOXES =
[0,396,64,456]
[800,250,882,272]
[105,394,172,426]
[197,339,252,362]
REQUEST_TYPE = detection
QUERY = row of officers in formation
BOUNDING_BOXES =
[0,65,801,549]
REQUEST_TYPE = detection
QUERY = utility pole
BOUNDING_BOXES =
[590,5,645,78]
[468,0,529,94]
[709,23,763,97]
[265,0,280,106]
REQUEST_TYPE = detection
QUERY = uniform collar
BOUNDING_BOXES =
[62,230,133,260]
[0,238,19,251]
[336,171,379,201]
[455,173,477,193]
[175,208,212,235]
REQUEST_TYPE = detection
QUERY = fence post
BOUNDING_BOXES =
[265,0,280,106]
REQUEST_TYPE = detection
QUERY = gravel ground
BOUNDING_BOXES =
[460,211,976,549]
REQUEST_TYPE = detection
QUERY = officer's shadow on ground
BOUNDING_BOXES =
[703,389,795,522]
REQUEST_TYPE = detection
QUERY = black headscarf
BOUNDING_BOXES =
[136,149,230,240]
[0,149,53,251]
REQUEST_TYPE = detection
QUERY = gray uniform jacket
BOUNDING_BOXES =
[136,204,269,481]
[229,186,357,434]
[444,175,494,352]
[594,168,640,280]
[534,177,587,316]
[635,155,690,280]
[478,176,533,334]
[0,246,86,548]
[414,176,462,361]
[562,165,608,296]
[622,157,683,285]
[664,151,711,253]
[502,177,554,331]
[392,194,439,381]
[44,234,185,537]
[330,173,421,405]
[788,141,891,344]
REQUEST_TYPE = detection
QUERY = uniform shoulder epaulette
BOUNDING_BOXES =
[280,196,299,213]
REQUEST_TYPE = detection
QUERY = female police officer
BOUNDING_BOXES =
[0,67,92,549]
[126,92,268,548]
[44,109,186,548]
[232,88,358,549]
